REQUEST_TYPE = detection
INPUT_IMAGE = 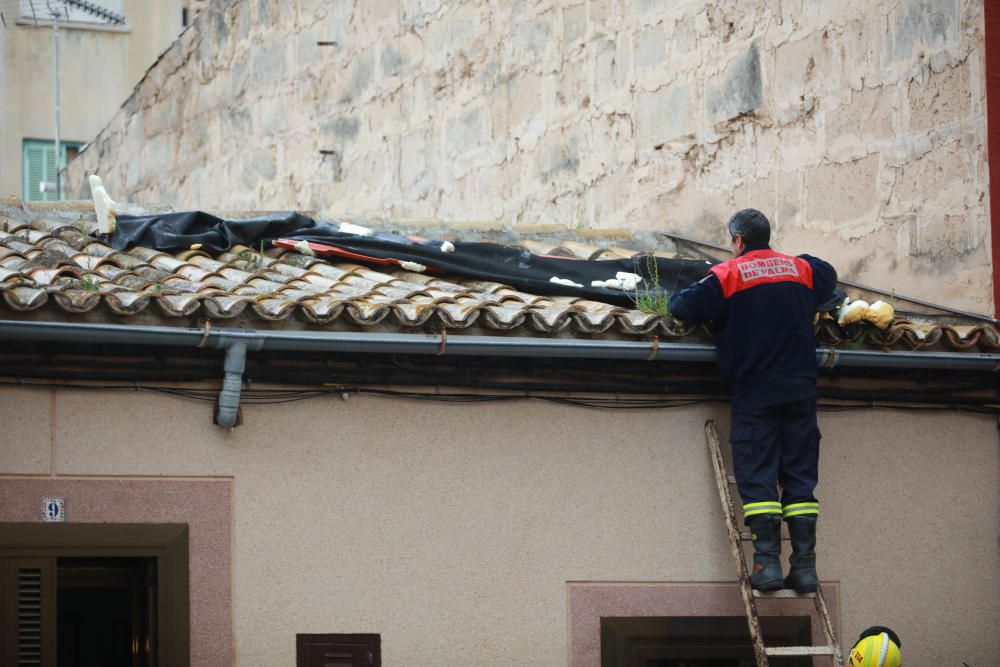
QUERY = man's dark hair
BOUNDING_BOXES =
[856,625,901,649]
[727,208,771,247]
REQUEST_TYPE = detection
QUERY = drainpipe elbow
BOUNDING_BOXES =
[215,342,247,428]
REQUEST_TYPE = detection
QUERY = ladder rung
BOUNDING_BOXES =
[766,645,836,656]
[752,589,816,599]
[739,530,790,541]
[727,474,737,484]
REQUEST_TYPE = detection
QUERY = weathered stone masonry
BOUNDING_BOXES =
[67,0,992,311]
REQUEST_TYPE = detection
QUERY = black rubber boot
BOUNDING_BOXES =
[784,515,818,594]
[747,515,783,591]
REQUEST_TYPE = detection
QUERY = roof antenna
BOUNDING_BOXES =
[6,2,126,200]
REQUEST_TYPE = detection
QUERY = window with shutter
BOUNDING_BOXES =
[22,140,84,202]
[1,557,56,667]
[22,141,55,202]
[297,634,381,667]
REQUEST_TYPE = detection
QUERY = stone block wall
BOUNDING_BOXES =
[66,0,993,311]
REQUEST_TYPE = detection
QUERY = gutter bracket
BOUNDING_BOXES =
[819,347,840,369]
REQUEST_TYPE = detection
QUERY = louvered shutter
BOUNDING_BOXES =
[1,558,56,667]
[22,142,56,202]
[297,634,381,667]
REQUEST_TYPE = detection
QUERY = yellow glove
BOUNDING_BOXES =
[837,299,869,326]
[864,300,894,329]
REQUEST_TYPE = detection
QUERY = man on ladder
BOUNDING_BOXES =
[669,209,838,593]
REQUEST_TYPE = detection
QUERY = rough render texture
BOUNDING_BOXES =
[64,0,993,312]
[1,388,998,665]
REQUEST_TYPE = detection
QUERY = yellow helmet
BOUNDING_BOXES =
[849,627,902,667]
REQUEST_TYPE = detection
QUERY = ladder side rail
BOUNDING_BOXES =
[705,420,770,667]
[813,583,845,667]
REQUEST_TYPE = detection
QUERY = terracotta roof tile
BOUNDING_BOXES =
[0,201,996,352]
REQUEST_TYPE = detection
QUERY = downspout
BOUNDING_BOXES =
[209,333,264,429]
[215,342,246,428]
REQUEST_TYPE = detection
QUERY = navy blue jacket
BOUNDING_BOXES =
[668,245,837,411]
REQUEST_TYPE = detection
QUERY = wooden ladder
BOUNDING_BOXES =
[705,420,845,667]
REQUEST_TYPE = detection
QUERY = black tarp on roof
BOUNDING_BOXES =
[112,211,715,308]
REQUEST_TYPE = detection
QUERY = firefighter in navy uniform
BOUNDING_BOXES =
[668,209,838,593]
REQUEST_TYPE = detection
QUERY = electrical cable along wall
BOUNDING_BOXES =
[0,331,997,417]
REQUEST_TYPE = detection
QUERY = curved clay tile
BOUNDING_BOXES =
[104,251,146,269]
[127,246,168,262]
[617,310,666,335]
[218,267,255,283]
[295,273,339,289]
[0,267,26,284]
[342,300,392,325]
[199,275,241,291]
[372,284,431,302]
[24,229,52,244]
[71,254,107,271]
[298,296,347,320]
[175,265,213,282]
[51,290,102,313]
[452,280,504,294]
[201,295,253,318]
[149,254,191,273]
[244,278,287,294]
[80,241,115,258]
[28,266,86,285]
[4,238,37,254]
[434,302,482,328]
[103,291,151,314]
[38,238,81,258]
[30,217,73,234]
[186,255,228,271]
[2,286,48,311]
[390,302,437,326]
[480,304,527,330]
[571,310,617,334]
[50,226,91,247]
[265,262,310,279]
[311,262,361,280]
[973,326,1000,350]
[250,298,298,320]
[527,306,576,332]
[155,293,203,317]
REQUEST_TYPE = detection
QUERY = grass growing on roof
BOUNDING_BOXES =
[239,240,268,268]
[631,254,671,316]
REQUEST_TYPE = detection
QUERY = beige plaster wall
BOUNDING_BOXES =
[1,386,998,665]
[66,0,993,312]
[0,0,185,199]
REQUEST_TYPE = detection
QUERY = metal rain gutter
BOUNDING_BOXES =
[1,320,997,425]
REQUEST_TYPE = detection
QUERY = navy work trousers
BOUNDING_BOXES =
[729,398,820,517]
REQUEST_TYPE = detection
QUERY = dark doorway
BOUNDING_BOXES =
[0,523,189,667]
[57,557,157,667]
[601,616,813,667]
